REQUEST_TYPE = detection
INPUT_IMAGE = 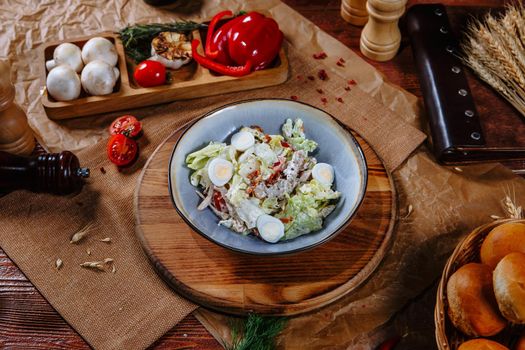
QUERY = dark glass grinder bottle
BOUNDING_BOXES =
[0,151,89,195]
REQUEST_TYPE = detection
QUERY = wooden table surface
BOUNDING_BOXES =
[0,0,519,349]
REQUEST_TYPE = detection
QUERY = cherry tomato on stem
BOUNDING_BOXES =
[109,115,142,138]
[133,60,166,87]
[107,134,138,167]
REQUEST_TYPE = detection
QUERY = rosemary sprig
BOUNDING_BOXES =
[225,314,287,350]
[118,21,205,62]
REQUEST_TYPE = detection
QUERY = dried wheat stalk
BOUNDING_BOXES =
[461,3,525,118]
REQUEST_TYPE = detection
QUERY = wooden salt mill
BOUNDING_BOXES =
[0,60,35,156]
[360,0,408,62]
[341,0,368,27]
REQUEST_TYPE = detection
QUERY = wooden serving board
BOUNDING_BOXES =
[135,127,396,316]
[41,31,288,120]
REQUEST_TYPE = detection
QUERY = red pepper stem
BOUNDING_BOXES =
[192,40,252,77]
[205,10,233,59]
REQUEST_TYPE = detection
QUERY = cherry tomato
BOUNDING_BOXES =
[133,60,166,87]
[109,115,142,138]
[107,134,138,167]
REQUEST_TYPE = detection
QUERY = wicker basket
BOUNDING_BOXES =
[435,218,525,350]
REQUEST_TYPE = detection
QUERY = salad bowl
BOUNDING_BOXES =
[169,99,368,255]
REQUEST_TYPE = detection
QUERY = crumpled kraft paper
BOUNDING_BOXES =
[2,0,524,349]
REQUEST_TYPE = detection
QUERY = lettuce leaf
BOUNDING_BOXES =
[279,179,340,239]
[185,142,226,170]
[282,119,318,153]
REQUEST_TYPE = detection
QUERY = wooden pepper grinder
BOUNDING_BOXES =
[0,151,89,195]
[0,60,35,156]
[341,0,368,27]
[360,0,408,62]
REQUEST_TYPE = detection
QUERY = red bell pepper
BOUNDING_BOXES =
[192,11,283,77]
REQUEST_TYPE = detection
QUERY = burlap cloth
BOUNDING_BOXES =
[1,1,524,349]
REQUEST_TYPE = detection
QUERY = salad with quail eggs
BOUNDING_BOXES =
[185,119,341,243]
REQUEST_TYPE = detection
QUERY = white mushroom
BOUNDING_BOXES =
[46,65,81,101]
[46,43,84,73]
[81,37,118,66]
[81,60,119,96]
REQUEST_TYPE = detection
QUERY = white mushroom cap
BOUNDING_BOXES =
[46,65,81,101]
[81,37,118,66]
[81,60,119,96]
[46,43,84,73]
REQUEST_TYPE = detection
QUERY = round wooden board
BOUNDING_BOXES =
[135,127,396,316]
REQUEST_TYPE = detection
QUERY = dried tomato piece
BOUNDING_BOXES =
[318,69,328,80]
[313,52,327,59]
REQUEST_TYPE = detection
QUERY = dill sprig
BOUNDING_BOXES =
[118,21,205,62]
[225,314,287,350]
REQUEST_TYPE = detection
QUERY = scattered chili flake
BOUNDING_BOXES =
[296,75,302,80]
[348,79,357,85]
[318,69,328,80]
[336,97,344,103]
[100,167,106,174]
[313,51,327,59]
[338,57,346,63]
[344,86,351,91]
[307,75,315,81]
[290,95,298,101]
[315,88,323,94]
[321,97,328,104]
[336,61,345,67]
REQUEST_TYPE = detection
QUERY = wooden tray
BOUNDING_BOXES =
[41,31,288,120]
[134,127,396,316]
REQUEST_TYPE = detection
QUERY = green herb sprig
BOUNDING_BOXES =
[225,314,287,350]
[118,21,205,63]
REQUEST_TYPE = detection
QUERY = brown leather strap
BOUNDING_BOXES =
[406,4,525,164]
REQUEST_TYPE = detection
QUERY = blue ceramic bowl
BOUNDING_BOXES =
[169,99,367,255]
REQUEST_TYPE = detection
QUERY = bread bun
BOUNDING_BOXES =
[481,222,525,269]
[493,252,525,324]
[516,332,525,350]
[458,339,509,350]
[447,263,507,336]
